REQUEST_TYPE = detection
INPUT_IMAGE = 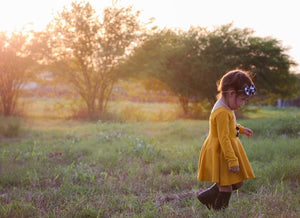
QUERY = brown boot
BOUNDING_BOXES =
[213,192,232,210]
[197,184,219,209]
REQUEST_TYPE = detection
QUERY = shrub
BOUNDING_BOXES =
[187,102,210,119]
[0,116,22,137]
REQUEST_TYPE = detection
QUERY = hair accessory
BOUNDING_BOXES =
[243,84,256,96]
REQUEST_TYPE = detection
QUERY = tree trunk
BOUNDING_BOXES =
[84,97,96,119]
[178,95,189,115]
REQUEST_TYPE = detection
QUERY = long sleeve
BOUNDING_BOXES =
[216,112,239,168]
[237,124,244,134]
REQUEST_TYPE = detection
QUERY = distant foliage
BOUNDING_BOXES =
[126,24,298,115]
[37,1,142,119]
[0,116,22,137]
[0,32,35,116]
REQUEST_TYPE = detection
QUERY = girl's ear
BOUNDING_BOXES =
[228,90,236,97]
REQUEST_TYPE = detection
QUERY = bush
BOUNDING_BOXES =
[187,102,210,119]
[0,116,22,137]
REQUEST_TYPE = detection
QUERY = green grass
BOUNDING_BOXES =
[0,104,299,217]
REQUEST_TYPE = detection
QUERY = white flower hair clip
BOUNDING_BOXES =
[244,84,256,96]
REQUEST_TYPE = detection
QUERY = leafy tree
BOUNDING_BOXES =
[189,25,253,105]
[194,25,298,104]
[0,32,34,116]
[44,1,141,117]
[241,36,298,103]
[125,29,200,114]
[126,24,298,114]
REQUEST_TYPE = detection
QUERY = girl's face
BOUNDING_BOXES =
[225,91,249,110]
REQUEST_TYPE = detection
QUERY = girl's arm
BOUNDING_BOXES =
[229,166,240,174]
[243,128,253,138]
[216,112,239,168]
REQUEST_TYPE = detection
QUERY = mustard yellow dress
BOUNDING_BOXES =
[197,106,255,186]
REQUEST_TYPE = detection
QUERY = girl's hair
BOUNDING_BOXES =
[216,70,254,99]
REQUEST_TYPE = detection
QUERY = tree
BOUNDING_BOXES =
[126,24,298,114]
[241,36,299,102]
[193,24,298,105]
[124,29,200,114]
[189,25,253,105]
[0,32,34,116]
[45,1,141,118]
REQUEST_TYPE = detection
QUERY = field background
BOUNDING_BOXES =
[0,98,299,217]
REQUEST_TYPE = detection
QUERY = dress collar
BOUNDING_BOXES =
[211,98,236,121]
[211,98,231,113]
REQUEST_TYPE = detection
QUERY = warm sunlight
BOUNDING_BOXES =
[1,1,299,216]
[0,0,299,70]
[0,0,71,32]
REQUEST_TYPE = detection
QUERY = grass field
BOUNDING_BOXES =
[0,99,300,217]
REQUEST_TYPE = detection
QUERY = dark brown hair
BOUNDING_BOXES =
[217,70,254,99]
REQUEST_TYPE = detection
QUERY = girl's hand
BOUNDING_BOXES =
[229,166,240,174]
[243,128,253,138]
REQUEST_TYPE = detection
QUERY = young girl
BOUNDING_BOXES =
[197,70,256,210]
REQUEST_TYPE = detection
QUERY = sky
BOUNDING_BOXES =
[0,0,299,72]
